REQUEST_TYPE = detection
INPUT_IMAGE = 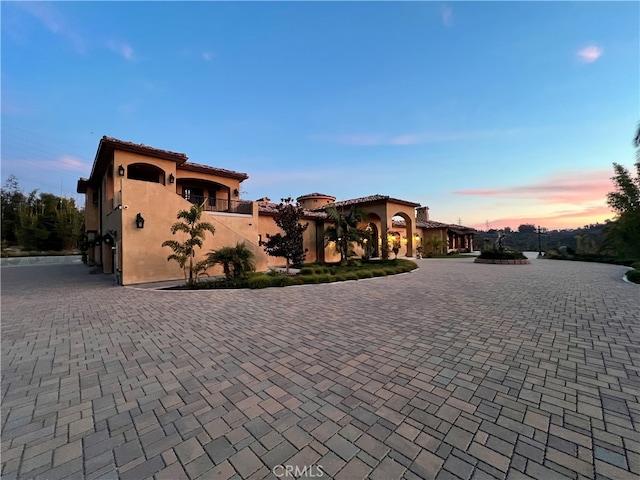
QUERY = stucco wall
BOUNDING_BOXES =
[119,176,261,285]
[84,186,99,232]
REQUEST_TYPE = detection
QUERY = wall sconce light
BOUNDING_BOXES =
[169,173,175,184]
[233,188,239,197]
[136,213,145,229]
[118,165,125,176]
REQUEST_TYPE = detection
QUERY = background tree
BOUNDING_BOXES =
[260,197,308,273]
[605,133,640,259]
[162,204,215,285]
[324,205,369,264]
[518,224,536,234]
[1,176,84,251]
[1,175,25,247]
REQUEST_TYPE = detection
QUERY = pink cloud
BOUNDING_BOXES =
[454,170,612,204]
[471,205,614,231]
[577,45,603,63]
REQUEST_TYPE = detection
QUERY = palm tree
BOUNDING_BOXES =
[207,246,235,279]
[207,242,256,280]
[324,206,369,264]
[424,234,447,256]
[162,204,215,285]
[230,242,256,278]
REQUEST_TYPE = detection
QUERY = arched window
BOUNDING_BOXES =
[127,163,166,185]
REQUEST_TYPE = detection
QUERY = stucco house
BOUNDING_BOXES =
[77,136,474,285]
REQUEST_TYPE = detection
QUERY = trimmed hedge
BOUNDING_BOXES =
[478,250,527,260]
[627,269,640,284]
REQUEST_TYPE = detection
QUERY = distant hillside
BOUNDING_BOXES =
[473,224,608,254]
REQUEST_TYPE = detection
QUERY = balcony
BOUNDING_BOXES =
[181,195,253,215]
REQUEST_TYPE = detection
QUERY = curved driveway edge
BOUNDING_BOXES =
[1,259,639,479]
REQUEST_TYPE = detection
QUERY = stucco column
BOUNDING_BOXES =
[406,224,413,257]
[381,215,389,259]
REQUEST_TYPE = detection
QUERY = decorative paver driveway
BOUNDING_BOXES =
[2,258,639,480]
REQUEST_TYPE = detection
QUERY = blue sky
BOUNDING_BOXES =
[2,1,638,229]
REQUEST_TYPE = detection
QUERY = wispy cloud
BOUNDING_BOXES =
[108,40,135,61]
[441,6,453,27]
[117,102,138,115]
[3,156,89,173]
[577,45,603,63]
[16,2,86,53]
[315,129,518,146]
[202,51,214,61]
[454,170,611,204]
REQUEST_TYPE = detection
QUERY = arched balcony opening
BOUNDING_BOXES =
[127,163,166,185]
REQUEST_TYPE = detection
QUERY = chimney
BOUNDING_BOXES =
[416,206,429,222]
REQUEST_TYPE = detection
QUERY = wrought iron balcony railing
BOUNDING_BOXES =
[181,195,253,215]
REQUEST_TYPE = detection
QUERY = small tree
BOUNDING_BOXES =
[324,206,369,264]
[260,197,308,273]
[391,238,401,259]
[162,204,215,285]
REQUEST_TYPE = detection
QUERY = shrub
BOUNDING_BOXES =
[626,269,640,284]
[247,275,273,289]
[372,269,387,277]
[344,272,359,281]
[316,273,333,283]
[271,275,294,287]
[632,261,640,270]
[303,275,322,284]
[357,270,374,279]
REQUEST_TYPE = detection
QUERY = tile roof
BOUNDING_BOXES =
[394,219,476,231]
[179,161,249,181]
[297,192,335,199]
[314,194,420,210]
[258,201,327,219]
[100,136,189,163]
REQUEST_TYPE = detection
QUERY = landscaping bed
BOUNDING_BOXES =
[168,258,418,289]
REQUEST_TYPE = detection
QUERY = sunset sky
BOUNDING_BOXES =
[2,1,638,230]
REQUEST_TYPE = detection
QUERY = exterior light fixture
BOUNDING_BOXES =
[169,173,175,184]
[233,188,239,197]
[118,165,125,176]
[136,213,145,229]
